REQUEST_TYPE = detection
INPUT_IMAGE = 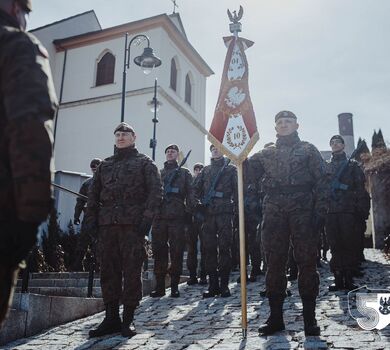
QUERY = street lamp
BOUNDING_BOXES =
[121,33,162,123]
[147,78,163,161]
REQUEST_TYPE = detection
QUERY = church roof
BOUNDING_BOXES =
[53,13,213,77]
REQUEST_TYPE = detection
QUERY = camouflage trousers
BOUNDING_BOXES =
[186,220,206,278]
[246,216,261,271]
[325,213,358,272]
[152,218,185,278]
[98,225,145,307]
[202,213,233,277]
[262,205,319,299]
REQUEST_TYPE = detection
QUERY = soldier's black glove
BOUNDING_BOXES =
[0,220,38,267]
[139,217,153,237]
[74,217,80,225]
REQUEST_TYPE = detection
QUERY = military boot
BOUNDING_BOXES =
[203,274,220,298]
[0,264,19,326]
[220,274,231,297]
[199,274,208,285]
[150,275,165,297]
[121,305,136,338]
[187,273,198,286]
[170,275,180,298]
[258,296,285,335]
[89,302,121,338]
[328,271,344,292]
[302,298,321,336]
[249,267,262,282]
[344,270,358,291]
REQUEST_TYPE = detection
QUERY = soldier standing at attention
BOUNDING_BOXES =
[325,135,370,291]
[249,111,327,336]
[194,145,237,298]
[0,0,57,326]
[85,122,162,338]
[72,158,101,271]
[150,144,195,298]
[186,163,207,285]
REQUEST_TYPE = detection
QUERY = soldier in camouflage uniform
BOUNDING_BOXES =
[249,111,327,336]
[150,144,195,298]
[85,123,162,338]
[325,135,370,291]
[0,0,57,326]
[194,145,237,298]
[71,158,101,271]
[186,163,207,285]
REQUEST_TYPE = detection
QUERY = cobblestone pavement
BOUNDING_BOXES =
[3,249,390,350]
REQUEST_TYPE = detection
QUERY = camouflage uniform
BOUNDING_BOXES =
[85,146,162,307]
[186,174,206,283]
[249,131,327,298]
[72,177,94,271]
[152,161,195,296]
[325,152,370,287]
[194,157,237,296]
[0,7,57,325]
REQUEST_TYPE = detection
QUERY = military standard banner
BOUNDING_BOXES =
[208,29,258,162]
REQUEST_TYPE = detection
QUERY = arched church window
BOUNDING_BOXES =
[170,58,177,91]
[185,73,192,106]
[96,52,115,86]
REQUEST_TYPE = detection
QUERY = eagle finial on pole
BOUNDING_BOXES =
[227,5,243,36]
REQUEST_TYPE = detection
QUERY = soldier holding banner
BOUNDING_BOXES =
[249,111,327,336]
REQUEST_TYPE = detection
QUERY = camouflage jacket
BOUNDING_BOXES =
[74,177,94,220]
[249,132,328,216]
[0,10,58,223]
[85,146,162,227]
[194,157,237,215]
[242,159,262,218]
[158,161,195,219]
[326,152,370,217]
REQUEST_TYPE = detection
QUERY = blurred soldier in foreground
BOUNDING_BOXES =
[249,111,327,336]
[150,144,194,298]
[195,145,237,298]
[0,0,57,326]
[85,123,162,338]
[71,158,101,271]
[325,135,370,291]
[186,163,207,285]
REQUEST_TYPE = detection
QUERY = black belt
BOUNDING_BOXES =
[265,185,313,195]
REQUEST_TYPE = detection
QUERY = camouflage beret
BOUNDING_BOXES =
[16,0,32,13]
[165,144,179,153]
[90,158,102,168]
[275,110,297,122]
[330,135,345,144]
[114,122,134,134]
[193,163,204,171]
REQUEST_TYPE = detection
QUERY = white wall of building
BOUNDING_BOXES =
[53,19,209,173]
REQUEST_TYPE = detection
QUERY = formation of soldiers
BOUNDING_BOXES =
[0,0,371,342]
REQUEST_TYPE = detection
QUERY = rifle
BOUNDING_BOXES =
[52,182,88,201]
[202,158,231,205]
[330,141,365,199]
[163,150,192,199]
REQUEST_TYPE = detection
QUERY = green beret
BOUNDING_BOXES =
[165,144,179,153]
[114,122,134,134]
[275,110,297,122]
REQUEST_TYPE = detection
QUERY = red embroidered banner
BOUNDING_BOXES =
[208,36,258,163]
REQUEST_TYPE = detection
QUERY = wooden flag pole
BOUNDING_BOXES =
[237,162,247,338]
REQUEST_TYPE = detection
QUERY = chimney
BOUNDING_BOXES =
[338,113,355,156]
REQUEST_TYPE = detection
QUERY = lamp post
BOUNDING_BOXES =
[147,78,162,161]
[121,33,162,123]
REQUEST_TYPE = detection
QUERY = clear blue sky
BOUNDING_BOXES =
[28,0,390,153]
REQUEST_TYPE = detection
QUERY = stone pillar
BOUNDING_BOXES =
[369,171,390,249]
[338,113,355,156]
